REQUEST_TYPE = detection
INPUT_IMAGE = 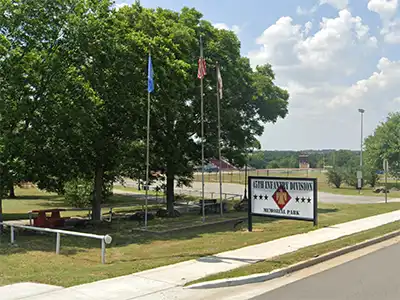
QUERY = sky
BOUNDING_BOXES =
[115,0,400,151]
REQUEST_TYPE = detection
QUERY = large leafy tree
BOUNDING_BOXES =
[364,112,400,179]
[0,0,83,221]
[0,0,147,220]
[1,0,289,220]
[118,4,289,214]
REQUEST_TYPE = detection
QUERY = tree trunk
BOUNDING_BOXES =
[9,183,16,199]
[166,174,175,216]
[92,166,104,221]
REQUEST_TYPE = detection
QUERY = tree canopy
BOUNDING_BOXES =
[364,112,400,179]
[0,0,290,219]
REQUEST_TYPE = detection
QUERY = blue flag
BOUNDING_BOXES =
[148,54,154,93]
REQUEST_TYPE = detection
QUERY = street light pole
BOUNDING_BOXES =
[358,108,365,193]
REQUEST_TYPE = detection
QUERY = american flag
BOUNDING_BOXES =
[197,57,206,79]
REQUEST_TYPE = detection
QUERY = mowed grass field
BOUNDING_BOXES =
[1,187,166,221]
[1,187,400,287]
[194,169,400,198]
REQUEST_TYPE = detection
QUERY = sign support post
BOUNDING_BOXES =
[248,190,253,232]
[313,179,318,226]
[384,159,389,204]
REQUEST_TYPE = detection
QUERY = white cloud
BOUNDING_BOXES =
[382,19,400,42]
[368,0,398,21]
[213,23,241,35]
[368,0,400,42]
[319,0,349,10]
[330,57,400,108]
[248,9,391,150]
[250,10,377,83]
[296,5,317,15]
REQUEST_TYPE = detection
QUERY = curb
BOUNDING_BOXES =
[187,229,400,289]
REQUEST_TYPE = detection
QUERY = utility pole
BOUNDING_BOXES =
[358,108,365,194]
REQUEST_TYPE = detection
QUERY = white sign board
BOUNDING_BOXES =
[248,177,317,229]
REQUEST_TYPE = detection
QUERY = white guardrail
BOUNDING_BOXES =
[0,222,112,264]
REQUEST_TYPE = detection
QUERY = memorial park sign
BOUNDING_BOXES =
[248,176,318,231]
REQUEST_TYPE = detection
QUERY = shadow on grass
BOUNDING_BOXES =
[0,200,396,261]
[0,211,252,257]
[0,203,342,256]
[318,208,338,214]
[5,194,62,201]
[2,213,31,221]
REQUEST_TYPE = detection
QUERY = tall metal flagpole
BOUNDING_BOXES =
[145,51,154,228]
[145,91,150,228]
[200,36,206,223]
[216,62,223,216]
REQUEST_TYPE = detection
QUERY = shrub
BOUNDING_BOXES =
[343,168,358,188]
[326,168,344,188]
[64,178,93,208]
[364,167,380,188]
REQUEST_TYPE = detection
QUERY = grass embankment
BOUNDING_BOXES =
[1,187,399,288]
[188,220,400,285]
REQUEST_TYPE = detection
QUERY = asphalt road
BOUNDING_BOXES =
[250,241,400,300]
[120,179,400,204]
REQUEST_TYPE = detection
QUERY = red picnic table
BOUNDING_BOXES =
[31,209,70,228]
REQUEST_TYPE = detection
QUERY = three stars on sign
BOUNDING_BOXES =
[253,194,312,203]
[254,194,269,200]
[295,196,312,203]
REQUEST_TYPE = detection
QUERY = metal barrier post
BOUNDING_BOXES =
[10,226,15,244]
[101,239,106,264]
[56,232,61,254]
[0,222,113,264]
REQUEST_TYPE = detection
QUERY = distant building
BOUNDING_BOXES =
[299,154,310,169]
[209,158,237,171]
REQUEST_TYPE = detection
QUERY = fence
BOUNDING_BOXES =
[175,188,242,201]
[0,222,112,264]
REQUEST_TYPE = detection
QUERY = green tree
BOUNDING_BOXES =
[326,167,344,188]
[248,151,266,169]
[117,5,289,214]
[365,112,400,180]
[364,166,379,188]
[1,0,147,220]
[342,167,357,188]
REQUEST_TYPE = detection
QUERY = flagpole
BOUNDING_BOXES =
[200,36,205,223]
[145,90,150,228]
[145,50,152,228]
[216,62,223,216]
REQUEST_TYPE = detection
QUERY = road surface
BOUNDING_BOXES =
[120,179,400,204]
[251,241,400,300]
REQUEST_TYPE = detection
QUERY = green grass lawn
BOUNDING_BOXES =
[187,220,400,286]
[1,188,164,221]
[1,187,400,288]
[114,185,161,196]
[194,171,400,198]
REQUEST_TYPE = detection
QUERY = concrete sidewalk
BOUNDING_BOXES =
[3,209,400,300]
